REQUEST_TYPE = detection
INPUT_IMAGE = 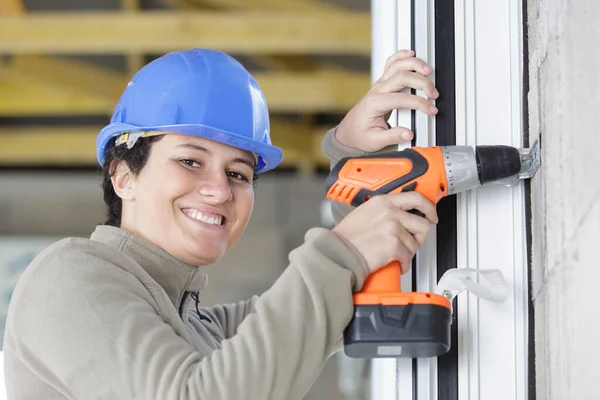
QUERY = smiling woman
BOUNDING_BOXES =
[2,48,441,399]
[106,134,257,266]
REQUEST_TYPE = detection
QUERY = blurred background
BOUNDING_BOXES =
[0,0,373,398]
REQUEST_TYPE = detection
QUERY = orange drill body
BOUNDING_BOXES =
[325,146,454,358]
[326,146,452,309]
[327,143,532,358]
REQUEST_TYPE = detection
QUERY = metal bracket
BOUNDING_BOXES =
[485,137,541,187]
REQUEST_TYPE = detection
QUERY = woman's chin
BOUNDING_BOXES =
[180,241,226,266]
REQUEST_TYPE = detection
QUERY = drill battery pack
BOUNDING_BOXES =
[343,301,452,359]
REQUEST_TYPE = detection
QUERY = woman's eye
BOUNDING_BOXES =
[228,171,251,183]
[180,159,202,168]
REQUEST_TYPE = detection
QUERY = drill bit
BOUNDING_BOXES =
[484,137,541,187]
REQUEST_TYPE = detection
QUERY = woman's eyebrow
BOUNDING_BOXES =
[232,157,256,170]
[176,143,255,169]
[176,143,210,154]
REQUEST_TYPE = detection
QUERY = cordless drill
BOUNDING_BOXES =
[326,142,540,359]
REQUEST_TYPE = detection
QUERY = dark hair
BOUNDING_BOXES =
[101,135,259,227]
[101,136,164,227]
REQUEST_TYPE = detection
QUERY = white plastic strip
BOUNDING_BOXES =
[435,269,510,308]
[395,1,414,399]
[454,0,529,399]
[370,1,407,399]
[395,0,413,150]
[413,1,437,399]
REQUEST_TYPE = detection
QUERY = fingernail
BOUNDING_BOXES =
[424,65,432,73]
[433,89,440,98]
[401,131,413,141]
[430,105,438,114]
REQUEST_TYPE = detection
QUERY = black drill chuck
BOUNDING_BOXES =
[475,145,522,184]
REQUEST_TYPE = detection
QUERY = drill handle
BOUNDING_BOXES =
[361,261,402,294]
[360,199,425,294]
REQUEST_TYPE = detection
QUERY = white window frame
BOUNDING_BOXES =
[370,0,529,399]
[369,1,414,399]
[455,0,529,399]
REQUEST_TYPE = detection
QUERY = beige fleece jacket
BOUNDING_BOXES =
[3,222,367,400]
[3,126,371,400]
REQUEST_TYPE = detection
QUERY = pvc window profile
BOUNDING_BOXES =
[369,0,530,399]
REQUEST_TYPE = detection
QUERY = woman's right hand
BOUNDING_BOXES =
[335,50,439,153]
[332,192,438,275]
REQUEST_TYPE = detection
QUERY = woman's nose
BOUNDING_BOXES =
[197,173,233,203]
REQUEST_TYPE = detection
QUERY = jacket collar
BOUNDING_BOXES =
[90,225,208,309]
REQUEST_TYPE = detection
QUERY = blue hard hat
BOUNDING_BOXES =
[96,48,283,173]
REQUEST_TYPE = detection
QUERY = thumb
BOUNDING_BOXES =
[385,191,438,224]
[370,126,414,148]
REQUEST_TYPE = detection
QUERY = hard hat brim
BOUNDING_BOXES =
[97,122,283,173]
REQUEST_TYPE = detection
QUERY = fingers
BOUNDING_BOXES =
[331,190,438,275]
[380,219,416,272]
[393,210,432,245]
[383,49,416,72]
[393,240,414,274]
[371,92,438,117]
[374,71,439,100]
[380,211,426,274]
[383,191,439,225]
[366,126,414,148]
[387,126,415,143]
[380,54,433,82]
[394,228,420,273]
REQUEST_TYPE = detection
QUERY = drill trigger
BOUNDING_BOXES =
[401,182,425,218]
[401,181,417,192]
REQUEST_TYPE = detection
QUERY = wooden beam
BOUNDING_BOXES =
[186,0,341,12]
[9,55,125,104]
[0,11,370,55]
[0,70,115,115]
[120,0,146,75]
[249,55,320,71]
[254,69,369,112]
[174,0,343,73]
[0,127,98,165]
[0,122,329,168]
[0,0,24,14]
[0,59,370,114]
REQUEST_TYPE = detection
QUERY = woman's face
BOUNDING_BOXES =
[114,133,256,266]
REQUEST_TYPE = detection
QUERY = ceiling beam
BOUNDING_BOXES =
[0,0,23,14]
[171,0,342,71]
[0,11,370,55]
[0,57,370,114]
[0,122,329,168]
[0,69,116,115]
[171,0,338,72]
[183,0,341,12]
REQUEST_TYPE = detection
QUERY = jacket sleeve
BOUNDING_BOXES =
[321,127,398,224]
[6,227,367,400]
[202,297,258,339]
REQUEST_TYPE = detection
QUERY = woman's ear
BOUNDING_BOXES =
[110,160,136,201]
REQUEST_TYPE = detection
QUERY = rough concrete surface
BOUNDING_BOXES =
[527,0,600,398]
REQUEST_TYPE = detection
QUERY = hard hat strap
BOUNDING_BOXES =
[116,131,165,149]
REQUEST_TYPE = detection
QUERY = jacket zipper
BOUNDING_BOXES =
[179,290,212,323]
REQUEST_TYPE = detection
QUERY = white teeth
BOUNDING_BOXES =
[187,210,223,226]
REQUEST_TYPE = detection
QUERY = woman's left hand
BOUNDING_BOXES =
[335,49,440,153]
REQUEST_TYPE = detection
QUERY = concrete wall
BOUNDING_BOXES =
[527,0,600,398]
[0,171,363,399]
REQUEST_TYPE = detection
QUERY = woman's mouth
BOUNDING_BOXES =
[182,208,226,227]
